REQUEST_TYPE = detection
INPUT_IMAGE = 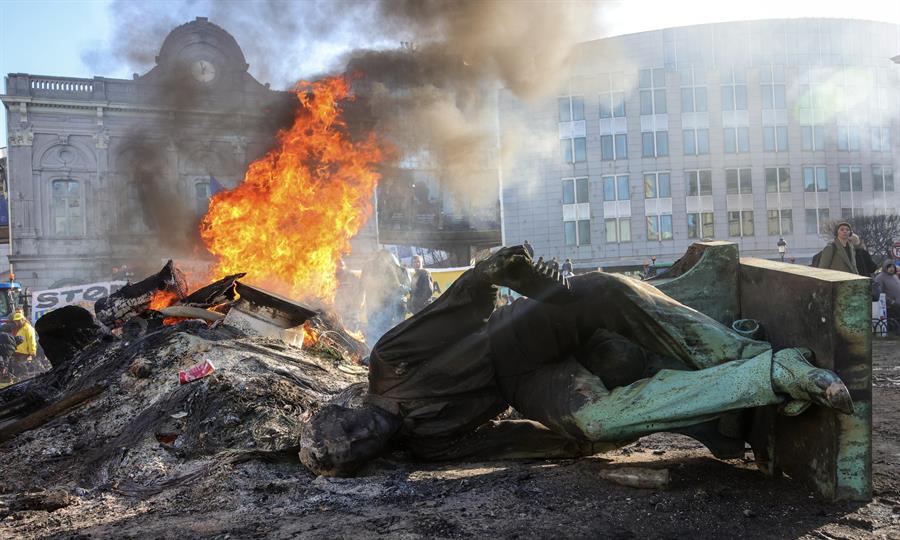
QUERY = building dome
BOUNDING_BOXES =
[154,16,248,73]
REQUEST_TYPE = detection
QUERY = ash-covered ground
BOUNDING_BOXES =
[0,325,898,540]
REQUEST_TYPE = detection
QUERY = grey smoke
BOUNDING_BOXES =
[343,0,594,210]
[91,0,595,245]
[113,58,295,256]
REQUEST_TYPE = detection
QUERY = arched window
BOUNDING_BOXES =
[51,179,83,236]
[195,180,211,216]
[125,182,147,233]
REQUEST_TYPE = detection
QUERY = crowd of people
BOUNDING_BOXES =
[814,221,899,319]
[331,228,899,348]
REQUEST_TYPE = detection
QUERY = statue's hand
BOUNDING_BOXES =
[476,245,574,304]
[772,348,853,415]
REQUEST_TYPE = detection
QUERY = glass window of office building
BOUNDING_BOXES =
[639,68,667,115]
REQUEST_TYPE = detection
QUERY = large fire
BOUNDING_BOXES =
[200,77,382,303]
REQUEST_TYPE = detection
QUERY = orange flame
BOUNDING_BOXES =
[149,290,179,311]
[200,76,382,303]
[302,321,319,349]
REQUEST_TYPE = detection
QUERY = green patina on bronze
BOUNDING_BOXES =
[836,401,872,500]
[832,278,873,500]
[654,243,871,502]
[653,241,740,326]
[835,280,873,373]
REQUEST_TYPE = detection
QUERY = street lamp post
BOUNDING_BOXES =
[777,238,787,262]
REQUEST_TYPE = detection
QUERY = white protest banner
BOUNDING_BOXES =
[30,281,127,322]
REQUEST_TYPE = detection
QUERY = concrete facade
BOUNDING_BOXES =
[499,19,900,269]
[1,18,377,290]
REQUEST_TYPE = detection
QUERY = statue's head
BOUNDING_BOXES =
[299,403,401,476]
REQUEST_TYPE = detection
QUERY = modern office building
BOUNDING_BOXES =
[498,19,900,269]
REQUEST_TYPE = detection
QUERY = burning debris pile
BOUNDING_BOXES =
[0,74,387,500]
[0,261,369,499]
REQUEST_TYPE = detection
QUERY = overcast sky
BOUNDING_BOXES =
[1,0,899,141]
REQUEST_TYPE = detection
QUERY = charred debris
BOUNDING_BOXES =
[0,261,368,495]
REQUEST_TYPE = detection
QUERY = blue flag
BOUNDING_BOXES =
[209,175,225,196]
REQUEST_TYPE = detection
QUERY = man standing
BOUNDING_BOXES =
[522,240,534,257]
[334,258,363,332]
[9,311,37,380]
[362,250,410,348]
[874,260,900,318]
[409,255,434,315]
[0,326,21,386]
[816,222,858,274]
[851,234,877,277]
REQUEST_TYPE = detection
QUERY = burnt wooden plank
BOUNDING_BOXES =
[0,385,106,443]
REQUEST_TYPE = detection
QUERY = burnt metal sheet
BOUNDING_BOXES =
[233,281,318,328]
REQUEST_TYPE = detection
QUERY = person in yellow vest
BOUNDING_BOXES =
[10,311,37,380]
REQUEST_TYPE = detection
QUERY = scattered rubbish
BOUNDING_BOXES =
[94,260,187,328]
[1,258,370,508]
[337,364,368,375]
[155,432,179,446]
[178,360,216,385]
[597,467,670,489]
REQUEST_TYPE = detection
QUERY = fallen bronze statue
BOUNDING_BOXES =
[0,246,858,501]
[299,245,853,476]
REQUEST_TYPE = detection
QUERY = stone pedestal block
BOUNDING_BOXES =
[655,242,872,501]
[739,259,872,502]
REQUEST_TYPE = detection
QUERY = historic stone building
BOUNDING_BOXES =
[2,18,381,289]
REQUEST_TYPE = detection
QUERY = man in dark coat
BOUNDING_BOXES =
[362,250,410,347]
[851,234,878,276]
[0,322,24,385]
[874,259,900,318]
[408,256,434,315]
[300,246,853,476]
